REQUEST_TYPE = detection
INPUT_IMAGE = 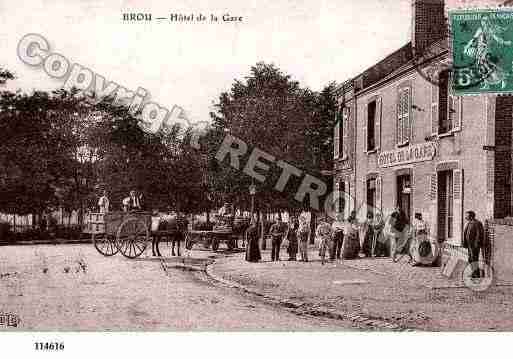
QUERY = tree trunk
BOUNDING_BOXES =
[309,211,316,245]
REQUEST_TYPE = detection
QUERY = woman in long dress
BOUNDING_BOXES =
[342,211,360,259]
[245,220,261,263]
[286,217,299,261]
[297,215,310,262]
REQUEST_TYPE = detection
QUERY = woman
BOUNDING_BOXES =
[342,211,360,259]
[245,220,261,263]
[297,215,310,262]
[286,217,299,261]
[390,209,412,263]
[361,212,374,257]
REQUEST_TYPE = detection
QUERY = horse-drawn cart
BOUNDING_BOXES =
[85,211,185,258]
[185,216,250,252]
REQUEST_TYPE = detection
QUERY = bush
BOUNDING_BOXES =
[54,225,82,240]
[0,221,11,242]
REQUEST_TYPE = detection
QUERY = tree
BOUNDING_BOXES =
[0,68,14,85]
[206,63,337,219]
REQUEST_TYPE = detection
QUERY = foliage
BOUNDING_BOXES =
[206,62,337,214]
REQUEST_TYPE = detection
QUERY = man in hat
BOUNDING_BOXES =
[463,211,485,278]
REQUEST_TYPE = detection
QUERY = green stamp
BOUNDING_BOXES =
[450,9,513,95]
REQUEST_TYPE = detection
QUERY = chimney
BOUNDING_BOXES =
[412,0,446,55]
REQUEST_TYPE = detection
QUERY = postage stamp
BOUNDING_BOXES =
[450,9,513,95]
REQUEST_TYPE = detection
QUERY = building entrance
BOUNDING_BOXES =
[396,174,411,222]
[437,170,454,242]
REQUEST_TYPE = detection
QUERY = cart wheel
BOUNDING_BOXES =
[185,233,194,250]
[93,233,119,256]
[116,217,149,259]
[227,238,235,251]
[212,238,220,252]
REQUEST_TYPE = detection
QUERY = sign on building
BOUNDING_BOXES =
[378,143,436,168]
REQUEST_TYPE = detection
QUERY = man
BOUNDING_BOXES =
[218,202,233,217]
[463,211,485,279]
[331,213,344,260]
[122,190,142,212]
[98,190,110,213]
[316,217,333,264]
[269,218,286,261]
[129,190,142,210]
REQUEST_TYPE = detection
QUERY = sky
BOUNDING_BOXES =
[1,0,414,125]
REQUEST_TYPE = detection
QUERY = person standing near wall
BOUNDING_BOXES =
[331,213,345,260]
[342,210,360,259]
[361,212,375,258]
[463,211,485,279]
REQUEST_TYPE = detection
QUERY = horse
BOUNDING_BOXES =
[151,215,188,257]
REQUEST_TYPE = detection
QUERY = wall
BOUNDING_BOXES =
[353,65,490,238]
[487,219,513,283]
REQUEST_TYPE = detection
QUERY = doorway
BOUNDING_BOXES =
[396,174,412,222]
[437,170,454,242]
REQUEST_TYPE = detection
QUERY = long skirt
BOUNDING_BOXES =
[342,230,360,259]
[245,236,261,262]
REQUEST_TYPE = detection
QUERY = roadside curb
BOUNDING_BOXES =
[204,259,414,332]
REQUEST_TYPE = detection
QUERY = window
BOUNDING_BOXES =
[438,70,461,135]
[438,71,452,134]
[437,170,454,240]
[334,106,350,159]
[334,106,344,159]
[397,87,411,145]
[367,100,377,151]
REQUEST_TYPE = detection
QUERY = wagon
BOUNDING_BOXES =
[185,216,250,252]
[85,211,184,259]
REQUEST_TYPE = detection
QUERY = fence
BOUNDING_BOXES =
[0,209,88,232]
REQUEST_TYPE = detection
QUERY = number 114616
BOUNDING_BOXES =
[34,342,64,351]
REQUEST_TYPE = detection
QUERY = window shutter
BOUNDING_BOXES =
[334,119,340,160]
[453,96,462,132]
[363,105,368,153]
[405,88,411,142]
[431,84,439,136]
[453,169,464,245]
[396,91,402,144]
[343,108,349,158]
[376,97,382,150]
[429,172,438,242]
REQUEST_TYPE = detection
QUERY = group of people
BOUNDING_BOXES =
[97,190,144,213]
[245,215,311,263]
[244,209,434,265]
